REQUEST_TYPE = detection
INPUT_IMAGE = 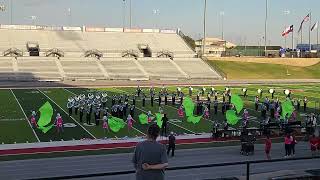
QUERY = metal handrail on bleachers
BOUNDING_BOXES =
[45,48,64,57]
[3,48,23,57]
[28,156,320,180]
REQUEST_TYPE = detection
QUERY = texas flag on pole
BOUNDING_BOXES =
[282,25,294,37]
[298,14,310,33]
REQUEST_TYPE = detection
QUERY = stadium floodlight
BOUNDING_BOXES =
[0,5,5,11]
[284,10,290,15]
[30,15,37,25]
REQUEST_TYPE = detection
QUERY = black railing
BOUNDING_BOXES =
[29,156,320,180]
[178,30,196,53]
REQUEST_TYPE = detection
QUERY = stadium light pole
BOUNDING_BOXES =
[202,0,207,57]
[264,0,268,57]
[220,11,226,56]
[153,9,160,29]
[67,8,72,26]
[30,15,37,26]
[10,0,12,24]
[129,0,132,28]
[122,0,126,29]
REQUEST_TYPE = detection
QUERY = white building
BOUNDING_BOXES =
[195,37,236,57]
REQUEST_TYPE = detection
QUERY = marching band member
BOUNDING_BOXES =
[147,111,152,123]
[67,97,74,116]
[127,114,136,131]
[102,115,109,134]
[74,96,80,115]
[30,111,37,128]
[204,105,210,120]
[55,113,64,133]
[177,105,184,118]
[242,109,249,128]
[79,106,84,123]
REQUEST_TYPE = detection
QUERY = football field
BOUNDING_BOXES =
[0,84,319,144]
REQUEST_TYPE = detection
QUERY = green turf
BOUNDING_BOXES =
[43,88,143,139]
[207,60,320,79]
[12,89,93,142]
[0,84,319,144]
[0,90,38,144]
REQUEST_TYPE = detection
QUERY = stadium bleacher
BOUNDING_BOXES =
[0,25,222,81]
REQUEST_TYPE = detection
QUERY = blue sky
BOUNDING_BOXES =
[0,0,319,45]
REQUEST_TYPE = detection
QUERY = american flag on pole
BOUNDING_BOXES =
[282,25,294,37]
[298,14,310,33]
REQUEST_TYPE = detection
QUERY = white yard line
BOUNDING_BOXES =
[10,89,40,142]
[0,118,25,121]
[63,88,147,137]
[37,89,97,139]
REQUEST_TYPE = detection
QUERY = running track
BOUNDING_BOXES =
[0,142,319,180]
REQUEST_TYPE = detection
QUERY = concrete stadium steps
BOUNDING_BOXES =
[0,30,52,51]
[0,29,195,58]
[59,58,105,80]
[173,51,197,58]
[174,58,221,79]
[83,32,139,51]
[0,58,14,72]
[137,58,186,80]
[14,57,62,80]
[100,58,148,80]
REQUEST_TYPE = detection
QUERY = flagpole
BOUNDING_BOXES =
[317,22,319,47]
[292,27,294,57]
[285,35,287,49]
[301,25,303,44]
[309,12,312,51]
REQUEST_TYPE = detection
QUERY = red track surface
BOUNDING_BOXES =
[0,137,239,156]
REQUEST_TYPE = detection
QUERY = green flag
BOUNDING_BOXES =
[231,95,243,114]
[187,115,202,124]
[281,100,294,120]
[156,113,164,128]
[226,110,240,125]
[37,102,54,133]
[38,125,54,134]
[139,114,149,125]
[109,116,125,133]
[183,97,195,117]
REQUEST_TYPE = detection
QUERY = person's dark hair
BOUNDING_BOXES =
[147,123,160,140]
[266,135,270,139]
